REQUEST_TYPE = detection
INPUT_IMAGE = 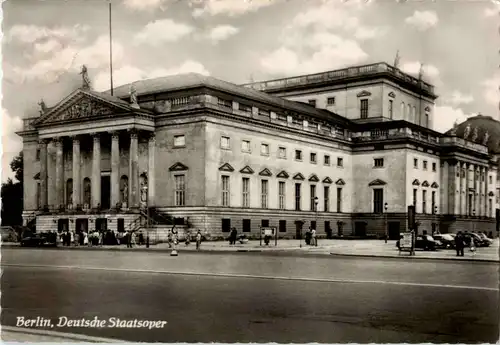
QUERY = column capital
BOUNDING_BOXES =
[38,139,49,146]
[92,133,101,143]
[129,130,138,140]
[148,133,156,143]
[53,137,63,146]
[71,135,81,144]
[111,131,120,140]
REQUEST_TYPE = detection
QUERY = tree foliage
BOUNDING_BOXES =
[1,151,23,226]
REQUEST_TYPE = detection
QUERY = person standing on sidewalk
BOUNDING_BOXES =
[455,232,464,257]
[469,236,476,256]
[196,230,202,250]
[311,228,317,247]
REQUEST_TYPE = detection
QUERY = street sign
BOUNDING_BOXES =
[399,231,415,255]
[260,227,277,246]
[261,227,275,236]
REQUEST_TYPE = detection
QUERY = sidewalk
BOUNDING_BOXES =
[3,238,499,262]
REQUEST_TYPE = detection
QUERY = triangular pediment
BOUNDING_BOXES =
[277,170,289,178]
[489,191,495,197]
[424,106,431,112]
[368,179,386,186]
[239,165,254,174]
[431,182,439,188]
[322,177,333,184]
[412,179,420,186]
[293,173,305,181]
[34,89,135,126]
[219,163,235,172]
[33,172,40,180]
[169,162,189,171]
[388,91,396,98]
[336,178,346,186]
[308,174,319,182]
[422,180,430,187]
[259,168,272,177]
[357,90,372,97]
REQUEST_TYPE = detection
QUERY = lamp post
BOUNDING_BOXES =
[433,205,438,235]
[472,209,476,234]
[314,196,319,246]
[384,202,388,243]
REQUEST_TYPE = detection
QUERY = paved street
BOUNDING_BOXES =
[2,248,499,343]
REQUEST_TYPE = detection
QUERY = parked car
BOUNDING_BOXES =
[415,235,441,251]
[472,232,493,247]
[433,234,455,249]
[20,231,57,247]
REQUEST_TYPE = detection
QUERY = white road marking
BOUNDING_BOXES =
[1,325,126,342]
[3,263,498,292]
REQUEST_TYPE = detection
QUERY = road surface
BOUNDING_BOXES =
[2,248,499,343]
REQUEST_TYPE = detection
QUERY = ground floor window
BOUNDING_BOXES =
[279,220,286,232]
[310,220,316,230]
[96,218,107,232]
[57,219,69,233]
[243,219,251,232]
[117,218,125,232]
[222,218,231,232]
[261,219,269,228]
[75,218,88,233]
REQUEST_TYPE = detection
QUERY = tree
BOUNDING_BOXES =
[1,152,23,226]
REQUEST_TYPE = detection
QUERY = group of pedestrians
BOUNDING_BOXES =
[454,231,476,257]
[167,228,203,250]
[305,227,318,246]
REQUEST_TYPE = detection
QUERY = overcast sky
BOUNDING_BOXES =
[2,0,499,182]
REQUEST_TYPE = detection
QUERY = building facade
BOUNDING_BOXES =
[18,62,499,241]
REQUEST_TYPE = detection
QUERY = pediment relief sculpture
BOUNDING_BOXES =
[43,96,117,123]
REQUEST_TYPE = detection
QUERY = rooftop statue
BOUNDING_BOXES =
[471,126,478,142]
[483,130,490,146]
[463,123,471,140]
[80,65,91,90]
[449,120,458,136]
[130,84,139,108]
[38,99,48,115]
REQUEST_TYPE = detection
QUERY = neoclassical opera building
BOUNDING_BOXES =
[18,62,500,240]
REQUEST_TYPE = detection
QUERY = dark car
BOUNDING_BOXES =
[415,235,441,251]
[433,234,455,249]
[20,231,57,247]
[465,232,493,247]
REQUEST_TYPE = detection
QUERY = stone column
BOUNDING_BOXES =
[92,134,101,208]
[484,167,489,217]
[72,136,81,208]
[479,166,484,216]
[39,139,49,209]
[473,165,478,215]
[54,138,64,208]
[148,134,156,207]
[129,130,139,209]
[464,162,470,215]
[458,161,463,215]
[111,132,120,208]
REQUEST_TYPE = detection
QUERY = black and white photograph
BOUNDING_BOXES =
[1,0,499,343]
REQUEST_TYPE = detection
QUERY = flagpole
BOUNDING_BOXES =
[109,1,114,96]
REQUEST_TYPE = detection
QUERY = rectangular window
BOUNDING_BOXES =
[388,100,393,119]
[425,112,429,127]
[241,140,251,152]
[36,149,40,161]
[295,150,302,161]
[489,199,493,217]
[414,158,418,168]
[432,191,436,214]
[222,218,231,232]
[308,99,317,107]
[432,162,437,172]
[239,103,252,113]
[422,190,427,214]
[261,180,269,208]
[327,97,335,105]
[261,143,270,156]
[243,219,251,232]
[423,160,428,170]
[174,135,185,147]
[490,175,493,184]
[278,181,286,210]
[220,136,230,149]
[242,177,250,208]
[336,187,342,212]
[261,219,269,228]
[222,175,230,206]
[258,108,270,117]
[373,188,384,213]
[175,175,185,206]
[360,99,369,119]
[337,157,343,167]
[413,188,417,208]
[218,98,232,108]
[324,186,330,212]
[310,185,317,211]
[279,220,286,233]
[295,183,301,211]
[310,152,317,164]
[311,221,316,230]
[374,158,384,168]
[324,155,330,166]
[278,147,287,159]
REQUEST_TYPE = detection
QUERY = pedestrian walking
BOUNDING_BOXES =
[196,230,202,250]
[311,228,317,246]
[83,232,89,246]
[455,231,464,256]
[469,236,476,256]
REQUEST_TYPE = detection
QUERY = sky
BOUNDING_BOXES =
[1,0,500,182]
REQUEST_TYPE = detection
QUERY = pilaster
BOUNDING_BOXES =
[38,139,49,209]
[72,136,81,208]
[111,132,120,208]
[92,133,101,208]
[129,130,139,209]
[148,134,156,207]
[54,138,64,208]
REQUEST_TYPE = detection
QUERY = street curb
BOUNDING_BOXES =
[329,252,500,263]
[1,325,126,342]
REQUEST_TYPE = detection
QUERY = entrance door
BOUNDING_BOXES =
[101,176,111,209]
[75,219,88,234]
[354,221,367,237]
[57,219,69,233]
[117,218,125,233]
[388,222,400,240]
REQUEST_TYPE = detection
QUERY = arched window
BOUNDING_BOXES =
[120,175,129,206]
[400,102,405,120]
[66,178,73,205]
[412,106,417,124]
[83,178,91,206]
